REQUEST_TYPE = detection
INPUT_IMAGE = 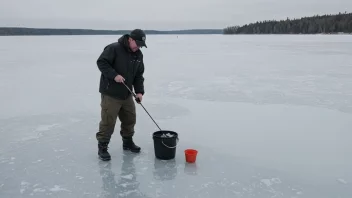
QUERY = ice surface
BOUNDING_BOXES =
[0,35,352,198]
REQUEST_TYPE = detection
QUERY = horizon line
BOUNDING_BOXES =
[0,26,224,31]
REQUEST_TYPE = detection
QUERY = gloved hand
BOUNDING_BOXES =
[135,93,143,103]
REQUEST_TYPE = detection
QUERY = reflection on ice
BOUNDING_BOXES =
[153,159,178,181]
[99,151,150,198]
[0,111,350,198]
[184,163,198,176]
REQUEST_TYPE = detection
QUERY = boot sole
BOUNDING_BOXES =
[123,147,141,153]
[98,152,111,161]
[99,156,111,161]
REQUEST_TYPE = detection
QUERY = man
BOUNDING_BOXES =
[96,29,147,161]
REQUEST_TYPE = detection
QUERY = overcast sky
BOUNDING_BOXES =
[1,0,351,30]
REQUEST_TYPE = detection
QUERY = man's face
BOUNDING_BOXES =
[128,38,140,52]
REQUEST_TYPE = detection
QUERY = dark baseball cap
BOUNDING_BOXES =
[130,29,147,48]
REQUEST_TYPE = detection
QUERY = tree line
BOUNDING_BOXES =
[223,12,352,34]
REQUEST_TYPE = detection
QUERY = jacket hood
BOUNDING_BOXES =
[118,34,129,49]
[118,34,142,54]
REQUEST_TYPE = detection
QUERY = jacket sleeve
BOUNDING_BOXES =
[96,44,119,80]
[133,61,145,95]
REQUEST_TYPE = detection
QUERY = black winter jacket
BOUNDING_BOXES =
[97,34,145,99]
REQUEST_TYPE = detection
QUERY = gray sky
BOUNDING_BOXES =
[1,0,351,30]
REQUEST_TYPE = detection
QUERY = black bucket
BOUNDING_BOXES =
[153,130,179,160]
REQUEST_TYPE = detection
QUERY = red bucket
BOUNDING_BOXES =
[184,149,198,163]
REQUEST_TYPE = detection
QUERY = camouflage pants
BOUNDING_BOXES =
[96,94,136,143]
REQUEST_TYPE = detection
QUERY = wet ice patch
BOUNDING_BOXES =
[337,178,348,184]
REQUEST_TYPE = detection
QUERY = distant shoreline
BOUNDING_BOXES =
[0,27,223,36]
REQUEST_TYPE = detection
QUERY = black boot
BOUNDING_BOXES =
[122,137,141,153]
[98,142,111,161]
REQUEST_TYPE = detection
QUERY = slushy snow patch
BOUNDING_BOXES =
[161,133,174,138]
[49,185,70,192]
[33,188,46,193]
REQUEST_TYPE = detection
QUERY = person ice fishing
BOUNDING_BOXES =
[95,29,147,161]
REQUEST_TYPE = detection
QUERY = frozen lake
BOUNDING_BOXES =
[0,34,351,198]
